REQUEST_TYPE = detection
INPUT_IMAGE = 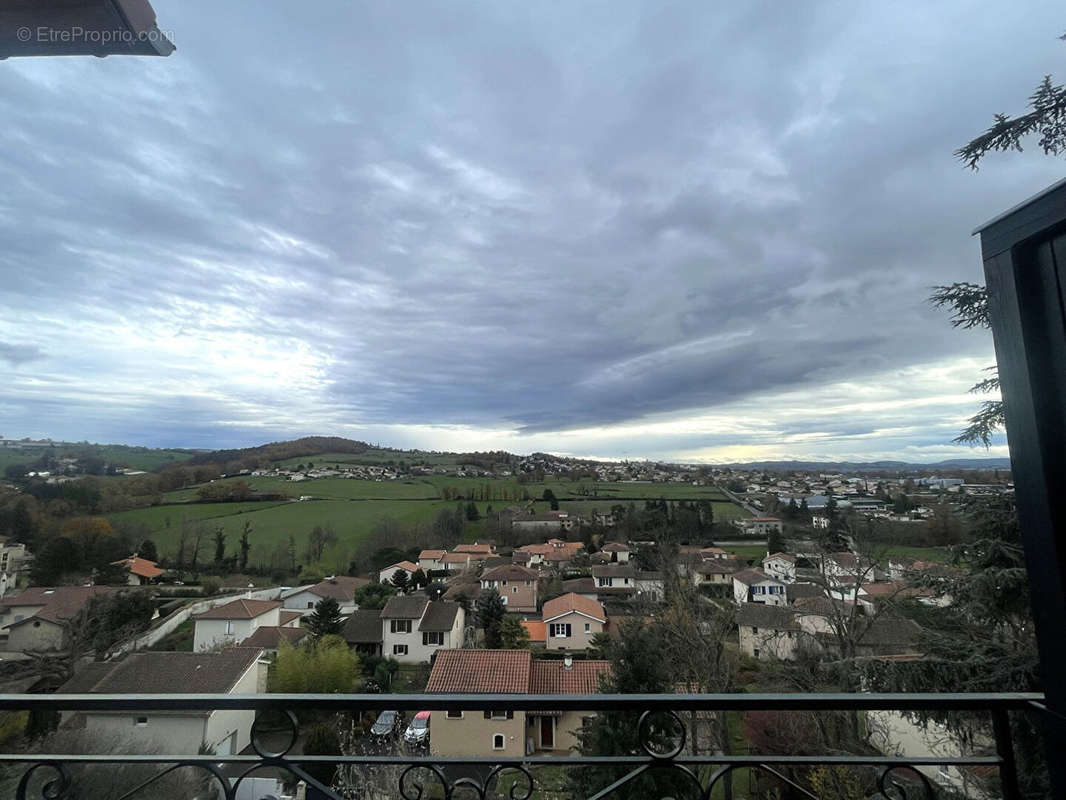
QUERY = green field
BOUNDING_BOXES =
[878,545,952,564]
[0,443,193,472]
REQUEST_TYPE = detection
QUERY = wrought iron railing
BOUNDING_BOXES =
[0,692,1044,799]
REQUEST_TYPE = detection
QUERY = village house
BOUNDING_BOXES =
[693,559,743,588]
[425,649,609,757]
[761,552,797,583]
[379,596,464,663]
[511,511,581,535]
[598,542,631,563]
[192,598,301,652]
[560,577,599,601]
[542,593,607,650]
[378,561,419,585]
[736,517,784,536]
[56,647,266,756]
[111,555,164,586]
[239,624,307,655]
[341,609,383,657]
[515,539,584,570]
[441,551,476,572]
[0,586,115,652]
[737,603,804,660]
[591,563,635,590]
[732,568,788,606]
[479,564,538,612]
[453,542,496,558]
[282,575,369,615]
[418,549,447,571]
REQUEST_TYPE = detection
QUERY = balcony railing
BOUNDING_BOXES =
[0,691,1044,799]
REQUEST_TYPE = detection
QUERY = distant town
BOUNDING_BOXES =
[0,434,1017,797]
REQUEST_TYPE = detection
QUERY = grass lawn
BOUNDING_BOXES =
[148,618,195,651]
[719,544,769,564]
[878,545,952,563]
[390,664,431,694]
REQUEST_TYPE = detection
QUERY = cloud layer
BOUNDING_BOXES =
[1,1,1059,461]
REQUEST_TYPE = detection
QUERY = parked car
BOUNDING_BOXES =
[370,710,402,742]
[403,711,431,747]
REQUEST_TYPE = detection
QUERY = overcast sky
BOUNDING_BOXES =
[1,2,1062,462]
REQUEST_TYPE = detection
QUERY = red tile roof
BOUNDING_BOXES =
[530,660,609,693]
[1,586,115,626]
[384,561,418,572]
[306,576,370,601]
[279,610,303,625]
[426,649,532,693]
[542,592,606,623]
[426,649,609,695]
[521,620,546,643]
[192,598,280,620]
[112,556,164,579]
[419,550,447,560]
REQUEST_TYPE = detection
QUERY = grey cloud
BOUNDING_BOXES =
[0,343,44,366]
[0,0,1056,457]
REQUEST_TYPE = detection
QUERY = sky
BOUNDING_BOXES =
[1,1,1062,463]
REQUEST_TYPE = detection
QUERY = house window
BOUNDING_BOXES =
[751,626,759,634]
[423,631,444,646]
[549,623,572,638]
[753,648,760,658]
[512,587,518,594]
[390,620,412,634]
[584,622,591,633]
[134,716,148,727]
[393,644,408,656]
[485,710,511,720]
[492,734,505,750]
[224,621,234,635]
[597,578,609,587]
[307,602,315,608]
[446,710,463,719]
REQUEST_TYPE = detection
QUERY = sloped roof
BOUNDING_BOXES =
[57,648,263,694]
[193,598,280,620]
[306,576,370,601]
[561,577,596,595]
[418,601,461,632]
[600,542,630,552]
[764,553,796,564]
[426,649,609,694]
[112,556,164,579]
[279,610,303,625]
[542,593,606,623]
[454,543,494,554]
[419,550,447,560]
[521,620,546,643]
[732,568,778,586]
[380,595,429,619]
[383,561,418,573]
[426,649,533,693]
[342,610,383,644]
[2,586,115,627]
[696,559,743,575]
[240,626,307,649]
[787,582,825,603]
[481,564,538,581]
[591,564,635,578]
[530,659,609,693]
[736,603,800,631]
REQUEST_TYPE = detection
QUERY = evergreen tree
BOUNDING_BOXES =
[238,522,251,572]
[767,527,785,556]
[476,588,506,648]
[498,615,530,649]
[464,501,480,521]
[137,539,158,563]
[306,597,345,639]
[391,570,410,593]
[409,568,427,590]
[213,526,226,565]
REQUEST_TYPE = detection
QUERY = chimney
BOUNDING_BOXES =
[563,656,573,671]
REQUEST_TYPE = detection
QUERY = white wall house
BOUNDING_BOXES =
[192,598,300,652]
[282,576,369,616]
[591,564,635,590]
[761,553,796,583]
[380,596,465,663]
[378,561,418,585]
[542,593,607,651]
[732,568,788,607]
[56,648,266,756]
